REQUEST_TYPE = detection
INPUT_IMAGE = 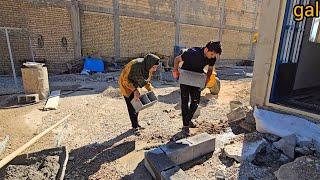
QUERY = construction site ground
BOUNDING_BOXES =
[0,66,278,179]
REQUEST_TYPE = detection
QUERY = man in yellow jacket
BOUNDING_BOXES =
[119,53,160,135]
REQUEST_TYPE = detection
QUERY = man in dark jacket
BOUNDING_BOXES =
[173,41,222,136]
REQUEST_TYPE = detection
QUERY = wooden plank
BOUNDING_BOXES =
[44,90,61,110]
[0,114,71,169]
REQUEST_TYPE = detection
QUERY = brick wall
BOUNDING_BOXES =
[0,0,30,75]
[0,0,75,75]
[180,25,219,48]
[81,11,115,57]
[120,16,175,57]
[25,4,75,74]
[0,0,262,75]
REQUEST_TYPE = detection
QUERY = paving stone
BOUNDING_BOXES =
[160,166,190,180]
[160,139,193,165]
[144,148,176,179]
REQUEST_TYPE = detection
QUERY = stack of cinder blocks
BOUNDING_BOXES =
[131,91,158,112]
[179,70,206,88]
[144,133,215,180]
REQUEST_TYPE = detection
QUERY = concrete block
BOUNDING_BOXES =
[161,166,190,180]
[131,91,158,112]
[17,94,40,104]
[160,139,194,165]
[161,133,215,165]
[179,69,206,88]
[144,148,176,179]
[186,133,215,159]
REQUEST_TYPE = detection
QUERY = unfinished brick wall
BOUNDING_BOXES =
[222,29,252,59]
[0,0,30,75]
[120,16,175,57]
[0,0,74,74]
[180,25,219,48]
[25,4,75,74]
[81,12,115,57]
[80,0,113,7]
[0,0,262,75]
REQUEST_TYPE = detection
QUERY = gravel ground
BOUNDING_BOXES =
[0,66,276,179]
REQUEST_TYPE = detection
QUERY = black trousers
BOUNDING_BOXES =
[124,92,139,128]
[180,84,201,126]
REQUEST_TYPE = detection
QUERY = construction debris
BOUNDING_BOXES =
[254,108,320,157]
[227,107,247,122]
[44,90,61,111]
[223,133,267,162]
[273,134,297,159]
[274,156,320,180]
[295,146,314,156]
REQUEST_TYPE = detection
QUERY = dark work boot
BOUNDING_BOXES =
[182,126,190,136]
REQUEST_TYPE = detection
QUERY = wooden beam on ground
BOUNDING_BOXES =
[0,114,71,169]
[44,90,61,110]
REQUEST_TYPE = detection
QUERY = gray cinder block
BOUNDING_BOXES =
[144,148,176,179]
[186,133,216,159]
[160,139,194,165]
[179,69,206,88]
[161,133,215,165]
[131,91,158,112]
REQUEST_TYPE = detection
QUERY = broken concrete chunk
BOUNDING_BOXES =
[223,133,267,162]
[229,100,243,111]
[273,134,297,159]
[263,133,281,143]
[215,170,225,180]
[144,148,176,179]
[295,146,314,156]
[278,154,291,165]
[227,107,246,122]
[275,156,320,180]
[160,166,190,180]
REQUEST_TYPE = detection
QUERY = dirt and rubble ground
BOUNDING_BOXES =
[0,66,284,179]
